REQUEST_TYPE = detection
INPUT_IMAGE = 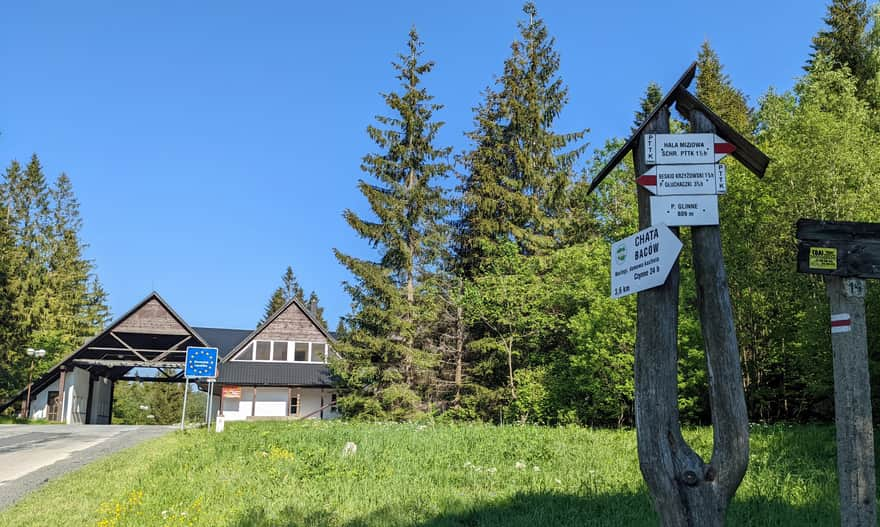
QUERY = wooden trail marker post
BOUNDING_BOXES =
[797,219,880,527]
[590,63,769,526]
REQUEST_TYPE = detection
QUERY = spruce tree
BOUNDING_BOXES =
[260,287,286,326]
[696,42,753,134]
[333,28,450,419]
[808,0,877,103]
[633,81,663,130]
[45,173,94,344]
[305,290,327,328]
[457,2,587,275]
[3,156,51,336]
[258,265,326,326]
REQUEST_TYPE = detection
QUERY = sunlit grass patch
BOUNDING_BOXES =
[0,421,845,526]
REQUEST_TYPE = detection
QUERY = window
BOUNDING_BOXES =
[273,341,288,361]
[255,341,271,361]
[294,342,309,362]
[236,342,254,361]
[290,395,300,416]
[310,343,326,363]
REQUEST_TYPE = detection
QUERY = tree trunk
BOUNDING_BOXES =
[454,301,464,404]
[633,106,749,526]
[507,337,516,400]
[825,276,876,527]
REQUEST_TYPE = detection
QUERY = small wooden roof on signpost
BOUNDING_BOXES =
[587,62,770,194]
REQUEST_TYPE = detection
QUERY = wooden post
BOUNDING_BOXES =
[687,109,750,518]
[57,367,67,424]
[632,105,693,525]
[825,276,876,527]
[287,387,292,417]
[219,387,225,417]
[251,386,257,417]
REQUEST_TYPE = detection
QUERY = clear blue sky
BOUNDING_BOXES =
[0,1,827,331]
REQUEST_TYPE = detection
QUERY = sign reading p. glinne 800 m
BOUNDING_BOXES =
[642,133,734,165]
[611,223,682,299]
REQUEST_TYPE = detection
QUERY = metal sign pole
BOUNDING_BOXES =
[206,381,215,429]
[180,378,189,431]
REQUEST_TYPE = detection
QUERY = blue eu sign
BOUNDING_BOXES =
[185,347,218,379]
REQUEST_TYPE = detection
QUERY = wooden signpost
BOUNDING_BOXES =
[590,63,769,526]
[797,219,879,527]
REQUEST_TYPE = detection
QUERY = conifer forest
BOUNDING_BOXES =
[4,0,880,428]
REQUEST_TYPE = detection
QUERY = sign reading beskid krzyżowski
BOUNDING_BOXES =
[637,163,726,195]
[641,133,734,165]
[611,224,682,299]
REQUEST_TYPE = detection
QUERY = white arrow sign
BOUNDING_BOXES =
[642,133,734,165]
[650,195,719,227]
[637,163,727,195]
[611,224,682,299]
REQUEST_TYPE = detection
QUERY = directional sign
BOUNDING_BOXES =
[185,346,218,379]
[642,133,734,165]
[611,224,683,299]
[637,163,726,195]
[650,195,719,227]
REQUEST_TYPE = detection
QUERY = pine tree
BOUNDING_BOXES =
[0,201,26,400]
[45,173,94,344]
[280,266,305,304]
[633,81,663,130]
[333,28,451,420]
[4,156,52,336]
[258,266,324,326]
[696,42,753,134]
[458,2,587,275]
[808,0,877,103]
[305,290,327,328]
[260,287,286,326]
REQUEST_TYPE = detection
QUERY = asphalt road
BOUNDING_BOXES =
[0,424,175,510]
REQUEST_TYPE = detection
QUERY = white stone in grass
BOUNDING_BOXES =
[342,442,358,457]
[515,461,526,470]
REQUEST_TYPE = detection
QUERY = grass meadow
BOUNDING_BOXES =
[0,421,845,526]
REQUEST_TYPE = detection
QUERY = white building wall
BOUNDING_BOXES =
[27,379,59,420]
[65,367,91,424]
[217,387,339,421]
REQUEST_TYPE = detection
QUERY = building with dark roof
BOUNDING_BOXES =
[0,292,340,423]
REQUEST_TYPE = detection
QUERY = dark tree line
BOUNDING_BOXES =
[332,0,880,425]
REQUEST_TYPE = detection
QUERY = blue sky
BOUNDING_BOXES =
[0,1,827,330]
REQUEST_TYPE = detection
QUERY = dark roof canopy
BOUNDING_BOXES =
[588,62,769,194]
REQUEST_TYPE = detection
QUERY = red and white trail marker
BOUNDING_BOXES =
[831,313,852,333]
[642,133,734,165]
[637,163,727,195]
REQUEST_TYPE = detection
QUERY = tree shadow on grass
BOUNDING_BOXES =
[227,491,834,527]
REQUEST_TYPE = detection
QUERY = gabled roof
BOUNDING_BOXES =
[193,327,252,359]
[588,62,769,194]
[0,292,208,411]
[222,296,337,363]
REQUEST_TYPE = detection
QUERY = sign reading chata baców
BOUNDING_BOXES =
[649,194,719,227]
[185,346,218,379]
[611,223,682,299]
[641,133,734,165]
[637,163,726,195]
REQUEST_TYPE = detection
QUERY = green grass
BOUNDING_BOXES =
[0,416,55,424]
[0,422,844,526]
